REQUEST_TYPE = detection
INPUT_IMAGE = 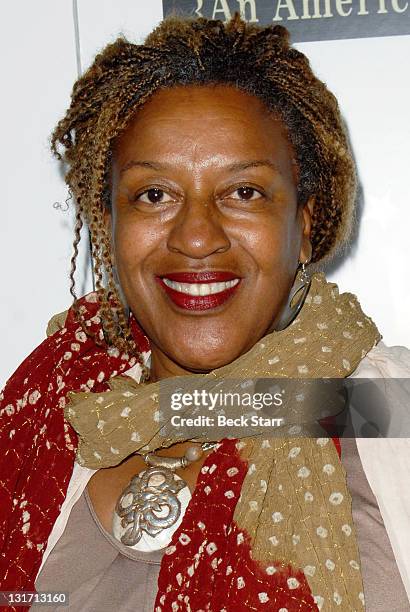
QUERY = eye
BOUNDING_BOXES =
[135,188,174,204]
[229,186,263,201]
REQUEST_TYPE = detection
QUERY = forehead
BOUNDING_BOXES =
[113,84,296,173]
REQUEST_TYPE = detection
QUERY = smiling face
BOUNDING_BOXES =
[110,84,313,380]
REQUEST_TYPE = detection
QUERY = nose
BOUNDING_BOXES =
[166,197,231,259]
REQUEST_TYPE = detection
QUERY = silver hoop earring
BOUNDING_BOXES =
[274,261,312,331]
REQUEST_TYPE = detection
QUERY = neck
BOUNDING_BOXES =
[147,322,279,383]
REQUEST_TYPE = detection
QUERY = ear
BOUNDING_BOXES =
[298,195,315,264]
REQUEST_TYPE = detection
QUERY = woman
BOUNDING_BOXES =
[1,14,409,612]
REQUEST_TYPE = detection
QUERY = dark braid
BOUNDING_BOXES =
[51,14,357,356]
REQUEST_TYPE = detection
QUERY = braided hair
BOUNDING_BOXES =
[51,14,357,359]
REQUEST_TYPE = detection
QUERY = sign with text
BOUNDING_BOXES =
[162,0,410,42]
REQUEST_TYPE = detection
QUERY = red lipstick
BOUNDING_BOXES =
[156,271,241,311]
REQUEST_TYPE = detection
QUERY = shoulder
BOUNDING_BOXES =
[350,340,410,378]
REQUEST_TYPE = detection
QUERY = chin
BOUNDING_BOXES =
[172,345,242,373]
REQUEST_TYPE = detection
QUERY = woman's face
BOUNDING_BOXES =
[110,85,313,379]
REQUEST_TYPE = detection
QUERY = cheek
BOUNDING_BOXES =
[112,213,159,287]
[241,211,300,278]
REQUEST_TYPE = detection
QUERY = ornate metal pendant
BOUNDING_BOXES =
[112,465,191,552]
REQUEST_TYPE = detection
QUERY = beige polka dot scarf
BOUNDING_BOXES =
[65,272,381,610]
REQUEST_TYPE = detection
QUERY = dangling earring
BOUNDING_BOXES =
[274,260,312,331]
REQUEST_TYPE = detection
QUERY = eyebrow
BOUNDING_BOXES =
[120,159,280,175]
[120,160,163,174]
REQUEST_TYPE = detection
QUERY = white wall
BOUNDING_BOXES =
[1,0,409,387]
[1,0,78,388]
[297,34,410,349]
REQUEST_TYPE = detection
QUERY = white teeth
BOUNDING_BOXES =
[162,278,239,296]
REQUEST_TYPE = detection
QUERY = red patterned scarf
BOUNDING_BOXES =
[0,295,147,610]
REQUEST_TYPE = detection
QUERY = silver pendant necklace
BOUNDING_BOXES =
[112,441,217,552]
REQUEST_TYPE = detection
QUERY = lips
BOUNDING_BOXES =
[156,271,241,311]
[162,271,238,283]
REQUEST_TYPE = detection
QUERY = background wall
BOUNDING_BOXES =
[1,0,409,387]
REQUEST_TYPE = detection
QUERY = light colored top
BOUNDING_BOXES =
[33,485,164,611]
[34,434,409,611]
